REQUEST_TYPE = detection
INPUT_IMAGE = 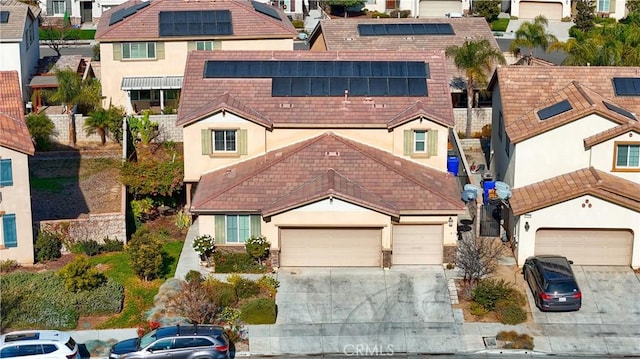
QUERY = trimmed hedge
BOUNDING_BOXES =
[213,251,265,273]
[240,298,276,324]
[39,29,96,40]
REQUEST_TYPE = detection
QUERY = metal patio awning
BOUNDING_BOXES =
[121,76,183,90]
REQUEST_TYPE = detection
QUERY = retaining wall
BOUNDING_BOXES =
[38,212,126,243]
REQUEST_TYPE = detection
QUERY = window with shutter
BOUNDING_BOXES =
[201,129,247,156]
[0,159,13,186]
[2,214,17,248]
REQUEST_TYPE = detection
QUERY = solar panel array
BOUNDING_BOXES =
[203,60,429,97]
[159,10,232,36]
[603,101,637,121]
[251,0,281,21]
[357,23,455,36]
[612,77,640,96]
[0,11,9,23]
[537,99,572,120]
[109,1,150,26]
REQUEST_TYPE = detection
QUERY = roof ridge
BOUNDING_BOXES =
[572,81,595,106]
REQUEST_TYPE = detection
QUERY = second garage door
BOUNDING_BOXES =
[280,228,382,267]
[392,225,443,265]
[419,0,462,17]
[535,229,633,265]
[519,1,563,20]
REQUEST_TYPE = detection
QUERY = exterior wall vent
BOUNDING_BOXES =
[325,151,340,157]
[374,103,386,108]
[280,103,294,108]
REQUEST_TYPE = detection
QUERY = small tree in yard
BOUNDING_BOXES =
[245,235,270,265]
[473,0,500,22]
[126,227,165,281]
[456,232,505,286]
[40,16,78,57]
[56,255,106,292]
[574,0,596,33]
[84,105,125,145]
[26,112,56,151]
[165,278,219,324]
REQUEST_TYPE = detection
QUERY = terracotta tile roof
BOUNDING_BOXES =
[310,17,501,84]
[505,81,639,143]
[0,71,35,155]
[494,66,640,142]
[509,167,640,215]
[95,0,297,41]
[584,121,640,149]
[177,50,454,128]
[179,92,273,129]
[0,0,40,42]
[191,132,464,215]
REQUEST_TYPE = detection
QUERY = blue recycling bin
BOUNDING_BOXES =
[483,180,496,205]
[447,156,459,176]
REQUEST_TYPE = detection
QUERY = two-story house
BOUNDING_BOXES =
[95,0,298,114]
[489,66,640,269]
[0,71,36,265]
[356,0,468,17]
[177,50,466,268]
[510,0,627,20]
[0,0,41,102]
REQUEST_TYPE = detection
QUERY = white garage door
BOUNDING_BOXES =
[419,0,461,18]
[392,225,443,265]
[280,228,382,267]
[519,1,563,20]
[535,229,633,265]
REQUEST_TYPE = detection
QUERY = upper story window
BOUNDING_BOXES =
[52,0,66,14]
[201,128,247,156]
[403,129,438,157]
[214,130,236,152]
[0,159,13,187]
[614,143,639,170]
[122,42,156,59]
[196,41,214,51]
[598,0,610,12]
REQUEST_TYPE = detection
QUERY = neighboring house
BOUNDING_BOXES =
[489,66,640,268]
[308,17,501,111]
[0,0,41,102]
[177,50,466,268]
[510,0,627,20]
[0,71,36,265]
[355,0,469,18]
[95,0,298,113]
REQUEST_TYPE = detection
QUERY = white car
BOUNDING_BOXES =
[0,331,81,359]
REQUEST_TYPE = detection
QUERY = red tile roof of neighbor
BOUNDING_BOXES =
[95,0,297,41]
[493,66,640,144]
[309,17,501,84]
[177,50,454,128]
[191,132,465,215]
[0,71,35,155]
[509,167,640,215]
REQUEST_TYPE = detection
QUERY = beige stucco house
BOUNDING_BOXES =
[95,0,298,114]
[177,50,466,268]
[0,71,36,265]
[511,0,627,20]
[490,67,640,269]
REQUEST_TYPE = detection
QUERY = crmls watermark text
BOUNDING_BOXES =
[343,344,394,356]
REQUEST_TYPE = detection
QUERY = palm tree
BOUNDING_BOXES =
[445,39,506,138]
[84,105,125,145]
[48,69,101,147]
[509,15,558,65]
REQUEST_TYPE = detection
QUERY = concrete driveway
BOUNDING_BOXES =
[247,266,461,355]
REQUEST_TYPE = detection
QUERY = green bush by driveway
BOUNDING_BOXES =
[491,18,509,32]
[240,298,276,324]
[213,251,265,273]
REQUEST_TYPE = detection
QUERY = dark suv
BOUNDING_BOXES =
[523,255,582,312]
[109,325,229,359]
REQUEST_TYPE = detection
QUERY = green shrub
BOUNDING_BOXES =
[131,197,155,223]
[57,256,106,292]
[204,279,237,307]
[472,278,515,311]
[245,235,270,265]
[26,112,55,151]
[491,18,509,32]
[257,275,280,297]
[34,230,62,262]
[102,237,124,252]
[126,227,165,280]
[185,270,203,283]
[174,210,191,231]
[389,9,411,18]
[213,251,265,273]
[227,274,260,299]
[496,304,527,325]
[291,19,304,28]
[498,331,534,349]
[77,239,103,256]
[74,279,124,315]
[239,298,276,324]
[469,301,490,316]
[0,259,19,273]
[496,330,519,341]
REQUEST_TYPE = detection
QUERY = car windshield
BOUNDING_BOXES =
[547,280,578,293]
[139,330,158,349]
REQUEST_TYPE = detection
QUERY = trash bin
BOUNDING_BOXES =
[447,156,459,176]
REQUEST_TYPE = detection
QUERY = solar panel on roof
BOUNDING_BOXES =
[251,0,281,21]
[612,77,640,96]
[159,10,232,36]
[109,2,149,26]
[0,11,9,23]
[357,22,455,36]
[603,101,637,120]
[537,99,573,120]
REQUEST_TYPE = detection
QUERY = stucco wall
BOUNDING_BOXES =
[514,195,640,268]
[0,147,35,265]
[38,212,127,245]
[589,131,640,183]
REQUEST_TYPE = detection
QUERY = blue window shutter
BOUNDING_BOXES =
[0,159,13,186]
[3,214,17,248]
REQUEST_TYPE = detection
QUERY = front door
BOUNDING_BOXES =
[81,1,92,23]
